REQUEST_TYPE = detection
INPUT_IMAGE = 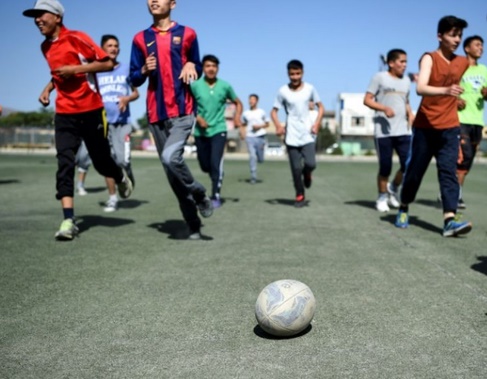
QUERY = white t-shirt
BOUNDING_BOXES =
[273,82,321,146]
[242,108,269,137]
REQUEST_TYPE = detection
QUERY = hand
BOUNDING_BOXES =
[457,98,466,111]
[142,53,157,75]
[118,96,130,112]
[239,129,245,140]
[311,124,320,135]
[233,117,242,128]
[197,116,208,128]
[481,87,487,99]
[39,91,50,107]
[445,84,464,96]
[179,62,198,84]
[384,107,395,118]
[275,126,285,136]
[53,65,77,79]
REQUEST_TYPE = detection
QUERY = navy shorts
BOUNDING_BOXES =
[375,135,411,177]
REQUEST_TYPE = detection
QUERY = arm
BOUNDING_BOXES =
[363,92,395,117]
[39,79,55,106]
[271,108,284,136]
[179,33,202,84]
[232,98,243,128]
[406,102,415,126]
[416,54,463,97]
[118,85,140,113]
[53,59,114,79]
[312,102,325,135]
[129,39,152,88]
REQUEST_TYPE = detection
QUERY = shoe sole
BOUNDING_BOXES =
[443,223,472,237]
[118,168,133,199]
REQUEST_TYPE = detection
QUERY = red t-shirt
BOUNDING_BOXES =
[413,51,469,129]
[41,26,108,114]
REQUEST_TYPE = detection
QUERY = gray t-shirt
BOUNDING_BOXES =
[273,82,321,146]
[366,71,411,138]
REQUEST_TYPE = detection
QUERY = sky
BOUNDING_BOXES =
[1,0,486,124]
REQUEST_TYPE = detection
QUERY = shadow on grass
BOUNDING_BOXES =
[416,198,442,209]
[253,324,312,340]
[148,220,213,241]
[344,199,376,210]
[221,197,240,204]
[98,199,149,210]
[265,198,310,207]
[471,256,487,277]
[76,215,135,233]
[85,186,107,194]
[380,214,443,235]
[238,178,264,184]
[0,179,20,185]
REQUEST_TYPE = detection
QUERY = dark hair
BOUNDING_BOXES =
[101,34,119,46]
[437,16,468,35]
[387,49,407,63]
[249,94,259,100]
[463,35,484,51]
[287,59,303,71]
[202,54,220,65]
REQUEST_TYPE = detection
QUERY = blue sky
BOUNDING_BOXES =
[1,0,486,123]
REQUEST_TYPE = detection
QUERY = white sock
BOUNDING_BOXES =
[109,194,118,202]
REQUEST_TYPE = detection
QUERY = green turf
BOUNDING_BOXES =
[1,154,486,378]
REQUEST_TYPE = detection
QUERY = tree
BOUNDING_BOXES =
[0,108,54,128]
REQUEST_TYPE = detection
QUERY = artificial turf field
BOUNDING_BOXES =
[1,153,486,379]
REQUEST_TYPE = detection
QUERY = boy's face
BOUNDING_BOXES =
[389,54,407,78]
[102,39,120,60]
[465,39,483,59]
[288,68,303,87]
[33,11,61,37]
[203,61,218,80]
[147,0,175,16]
[249,95,258,108]
[438,28,463,53]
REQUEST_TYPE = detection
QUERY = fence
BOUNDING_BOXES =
[0,127,54,149]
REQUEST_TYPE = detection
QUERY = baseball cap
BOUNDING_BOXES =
[23,0,65,18]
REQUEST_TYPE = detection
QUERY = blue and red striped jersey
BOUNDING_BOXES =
[129,23,202,124]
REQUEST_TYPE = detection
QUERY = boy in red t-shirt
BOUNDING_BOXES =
[23,0,133,241]
[395,15,472,237]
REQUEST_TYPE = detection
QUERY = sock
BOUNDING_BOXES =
[109,194,118,202]
[77,182,84,189]
[399,205,408,213]
[444,217,454,226]
[378,192,388,201]
[63,208,74,220]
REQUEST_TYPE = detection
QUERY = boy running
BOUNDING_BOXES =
[271,59,324,207]
[191,55,243,208]
[395,15,472,237]
[129,0,212,240]
[364,49,414,213]
[24,0,133,241]
[455,35,487,209]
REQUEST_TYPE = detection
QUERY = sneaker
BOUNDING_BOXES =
[211,198,222,209]
[77,186,88,196]
[395,211,409,228]
[442,219,472,237]
[457,198,466,209]
[387,183,400,208]
[117,169,133,199]
[196,196,213,218]
[376,197,390,212]
[303,173,312,189]
[250,178,257,185]
[295,194,305,208]
[103,198,118,212]
[188,227,202,240]
[54,218,79,241]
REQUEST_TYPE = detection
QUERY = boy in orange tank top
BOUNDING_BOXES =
[395,15,472,237]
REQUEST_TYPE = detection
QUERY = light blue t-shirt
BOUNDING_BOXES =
[97,62,132,124]
[273,82,321,146]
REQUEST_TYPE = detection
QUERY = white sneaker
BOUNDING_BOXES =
[376,197,390,212]
[103,199,118,212]
[387,183,400,208]
[77,187,88,196]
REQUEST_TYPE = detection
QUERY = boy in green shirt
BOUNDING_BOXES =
[456,35,487,208]
[191,55,243,208]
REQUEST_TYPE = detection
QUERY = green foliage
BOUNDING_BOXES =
[316,126,337,152]
[331,146,343,155]
[0,108,54,128]
[137,113,148,129]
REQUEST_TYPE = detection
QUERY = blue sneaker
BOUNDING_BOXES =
[395,211,409,228]
[442,219,472,237]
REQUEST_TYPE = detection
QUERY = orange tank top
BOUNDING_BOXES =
[413,51,469,129]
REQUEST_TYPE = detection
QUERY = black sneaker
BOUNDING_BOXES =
[303,173,312,189]
[196,196,213,218]
[457,198,466,209]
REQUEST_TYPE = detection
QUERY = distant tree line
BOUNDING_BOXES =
[0,108,54,128]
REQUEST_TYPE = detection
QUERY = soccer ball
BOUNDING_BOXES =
[255,279,316,337]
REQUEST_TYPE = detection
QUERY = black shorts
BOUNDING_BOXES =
[457,124,483,172]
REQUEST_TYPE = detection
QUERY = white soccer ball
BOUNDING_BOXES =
[255,279,316,337]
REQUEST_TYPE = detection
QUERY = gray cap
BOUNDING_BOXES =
[23,0,65,18]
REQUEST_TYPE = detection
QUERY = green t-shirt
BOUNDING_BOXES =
[458,63,487,126]
[191,78,238,137]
